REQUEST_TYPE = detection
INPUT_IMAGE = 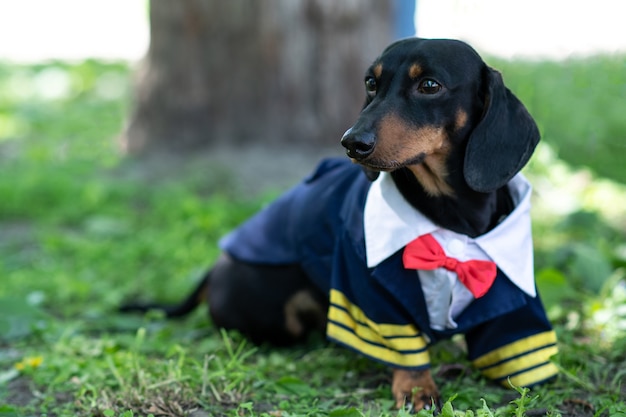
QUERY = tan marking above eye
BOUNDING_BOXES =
[409,63,423,79]
[373,63,383,79]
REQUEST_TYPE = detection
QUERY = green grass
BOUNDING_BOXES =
[1,58,625,416]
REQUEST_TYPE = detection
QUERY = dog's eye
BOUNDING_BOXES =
[364,76,377,96]
[418,79,442,94]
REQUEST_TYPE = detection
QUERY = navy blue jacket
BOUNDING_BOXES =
[220,158,558,387]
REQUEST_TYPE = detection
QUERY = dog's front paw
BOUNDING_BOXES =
[392,368,441,411]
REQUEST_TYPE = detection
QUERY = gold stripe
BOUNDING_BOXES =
[327,289,430,367]
[473,331,558,369]
[503,362,559,387]
[330,289,423,338]
[327,322,430,368]
[479,345,559,380]
[328,306,383,343]
[328,306,426,352]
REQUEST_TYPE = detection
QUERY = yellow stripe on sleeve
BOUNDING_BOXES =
[327,322,431,368]
[504,362,559,387]
[472,330,559,387]
[330,289,424,338]
[328,305,427,352]
[479,345,559,380]
[472,331,558,369]
[327,289,430,368]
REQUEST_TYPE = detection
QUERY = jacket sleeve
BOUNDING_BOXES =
[464,291,559,387]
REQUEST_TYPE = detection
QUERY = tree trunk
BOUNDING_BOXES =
[119,0,394,154]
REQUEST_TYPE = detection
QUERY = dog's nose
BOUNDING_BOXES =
[341,128,375,160]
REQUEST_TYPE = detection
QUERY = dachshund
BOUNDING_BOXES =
[121,38,558,411]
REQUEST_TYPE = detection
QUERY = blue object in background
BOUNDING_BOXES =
[394,0,417,39]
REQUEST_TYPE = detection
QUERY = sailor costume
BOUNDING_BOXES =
[220,158,558,387]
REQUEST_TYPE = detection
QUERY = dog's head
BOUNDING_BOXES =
[341,38,540,195]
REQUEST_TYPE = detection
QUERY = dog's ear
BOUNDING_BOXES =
[464,68,540,193]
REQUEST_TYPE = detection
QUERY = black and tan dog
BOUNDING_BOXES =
[122,38,558,410]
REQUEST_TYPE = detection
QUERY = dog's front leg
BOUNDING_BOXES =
[392,368,441,411]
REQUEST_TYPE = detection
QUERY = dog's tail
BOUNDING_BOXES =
[119,270,211,318]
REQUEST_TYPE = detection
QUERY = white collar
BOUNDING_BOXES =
[363,172,536,297]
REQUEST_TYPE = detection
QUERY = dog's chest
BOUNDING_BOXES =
[361,171,537,331]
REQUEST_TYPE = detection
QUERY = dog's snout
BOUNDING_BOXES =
[341,129,375,160]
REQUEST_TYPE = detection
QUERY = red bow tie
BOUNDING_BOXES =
[402,234,497,298]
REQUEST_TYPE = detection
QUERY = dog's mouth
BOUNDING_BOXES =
[353,152,427,172]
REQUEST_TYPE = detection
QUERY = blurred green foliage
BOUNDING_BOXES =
[0,60,129,165]
[492,54,626,183]
[0,57,625,415]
